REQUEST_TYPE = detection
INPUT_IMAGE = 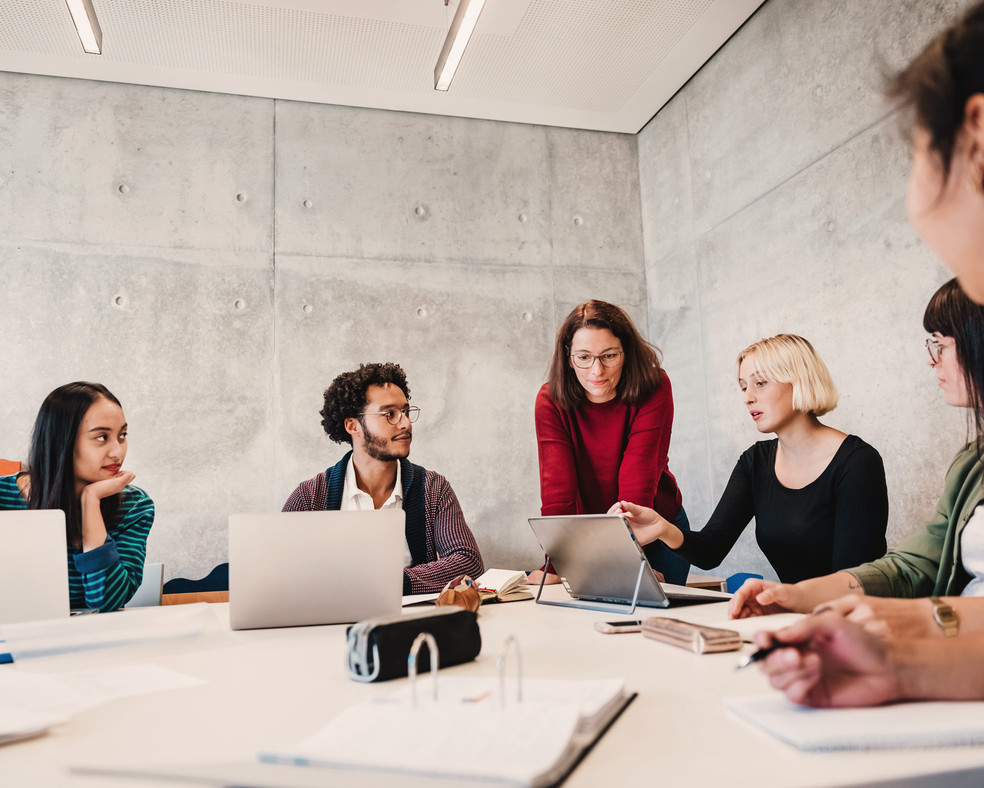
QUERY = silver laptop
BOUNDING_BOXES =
[528,514,731,611]
[229,510,405,630]
[0,510,71,624]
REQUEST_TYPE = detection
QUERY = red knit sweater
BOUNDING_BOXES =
[534,378,682,520]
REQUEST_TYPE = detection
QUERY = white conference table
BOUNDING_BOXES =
[2,588,984,788]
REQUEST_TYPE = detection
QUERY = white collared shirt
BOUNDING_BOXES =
[341,457,412,568]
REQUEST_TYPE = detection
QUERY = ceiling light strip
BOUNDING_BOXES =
[65,0,103,55]
[433,0,487,91]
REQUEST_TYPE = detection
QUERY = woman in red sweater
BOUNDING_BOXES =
[528,300,690,586]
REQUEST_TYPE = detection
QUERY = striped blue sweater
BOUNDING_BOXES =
[0,474,155,612]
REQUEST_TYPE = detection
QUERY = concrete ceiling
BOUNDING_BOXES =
[0,0,765,133]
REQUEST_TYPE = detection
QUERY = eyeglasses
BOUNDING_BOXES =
[570,350,623,369]
[358,405,420,425]
[926,336,946,365]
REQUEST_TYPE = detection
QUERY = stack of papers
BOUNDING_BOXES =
[726,694,984,751]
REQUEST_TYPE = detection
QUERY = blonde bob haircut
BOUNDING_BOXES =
[736,334,838,417]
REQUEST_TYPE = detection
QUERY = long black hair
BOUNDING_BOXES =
[27,382,123,544]
[924,279,984,446]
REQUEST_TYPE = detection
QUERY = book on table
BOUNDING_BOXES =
[475,568,534,603]
[258,676,632,787]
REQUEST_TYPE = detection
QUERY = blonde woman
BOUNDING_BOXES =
[615,334,888,583]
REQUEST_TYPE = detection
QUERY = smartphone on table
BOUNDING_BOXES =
[594,620,642,634]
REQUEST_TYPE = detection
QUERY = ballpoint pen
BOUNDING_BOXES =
[735,640,784,670]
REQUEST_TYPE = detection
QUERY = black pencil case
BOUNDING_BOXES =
[345,606,481,682]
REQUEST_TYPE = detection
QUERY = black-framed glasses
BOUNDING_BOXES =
[926,336,945,365]
[357,405,420,425]
[570,350,623,369]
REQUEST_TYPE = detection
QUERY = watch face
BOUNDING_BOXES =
[931,598,959,636]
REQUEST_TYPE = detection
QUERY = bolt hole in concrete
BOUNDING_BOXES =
[118,184,129,194]
[113,295,125,308]
[518,213,528,223]
[236,192,248,203]
[522,312,532,322]
[234,299,246,311]
[417,307,428,318]
[303,304,313,314]
[302,199,313,209]
[572,215,583,226]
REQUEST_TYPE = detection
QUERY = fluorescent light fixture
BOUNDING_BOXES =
[434,0,487,91]
[65,0,103,55]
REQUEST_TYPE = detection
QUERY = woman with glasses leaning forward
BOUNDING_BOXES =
[528,300,690,586]
[615,334,889,585]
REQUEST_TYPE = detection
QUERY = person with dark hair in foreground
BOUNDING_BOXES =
[751,1,984,707]
[0,381,154,611]
[282,362,483,594]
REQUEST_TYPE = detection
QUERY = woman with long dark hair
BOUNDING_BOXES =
[0,382,154,611]
[529,299,689,585]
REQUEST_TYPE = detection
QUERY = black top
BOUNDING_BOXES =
[675,435,889,583]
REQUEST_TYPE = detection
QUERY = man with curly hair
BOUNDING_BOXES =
[282,362,484,594]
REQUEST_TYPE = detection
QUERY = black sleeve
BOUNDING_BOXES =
[673,450,756,570]
[830,441,889,570]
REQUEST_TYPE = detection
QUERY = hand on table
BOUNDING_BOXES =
[729,579,808,619]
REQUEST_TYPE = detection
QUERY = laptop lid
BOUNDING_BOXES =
[228,510,405,631]
[528,514,730,609]
[0,510,71,624]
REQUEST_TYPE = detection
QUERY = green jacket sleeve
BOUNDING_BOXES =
[845,444,981,597]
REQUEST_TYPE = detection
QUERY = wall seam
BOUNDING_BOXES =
[271,98,279,505]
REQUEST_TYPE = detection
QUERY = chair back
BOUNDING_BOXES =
[726,572,764,594]
[0,459,21,476]
[162,562,229,605]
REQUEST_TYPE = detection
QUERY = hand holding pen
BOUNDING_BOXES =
[736,611,902,708]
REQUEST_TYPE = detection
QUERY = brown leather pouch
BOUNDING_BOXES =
[641,617,741,654]
[434,574,481,613]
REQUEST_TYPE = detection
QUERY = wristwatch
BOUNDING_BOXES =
[930,597,959,637]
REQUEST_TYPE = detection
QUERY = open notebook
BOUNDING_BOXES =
[259,677,632,787]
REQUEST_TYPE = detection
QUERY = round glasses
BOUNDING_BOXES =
[926,336,945,365]
[570,350,623,369]
[358,405,420,425]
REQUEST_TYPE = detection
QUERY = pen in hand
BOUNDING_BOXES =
[735,639,783,670]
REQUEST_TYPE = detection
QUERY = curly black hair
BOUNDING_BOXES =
[320,362,410,445]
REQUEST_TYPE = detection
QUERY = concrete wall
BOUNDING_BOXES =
[0,74,646,581]
[3,0,973,587]
[638,0,977,581]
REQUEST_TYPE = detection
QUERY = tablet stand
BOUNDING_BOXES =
[534,553,646,615]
